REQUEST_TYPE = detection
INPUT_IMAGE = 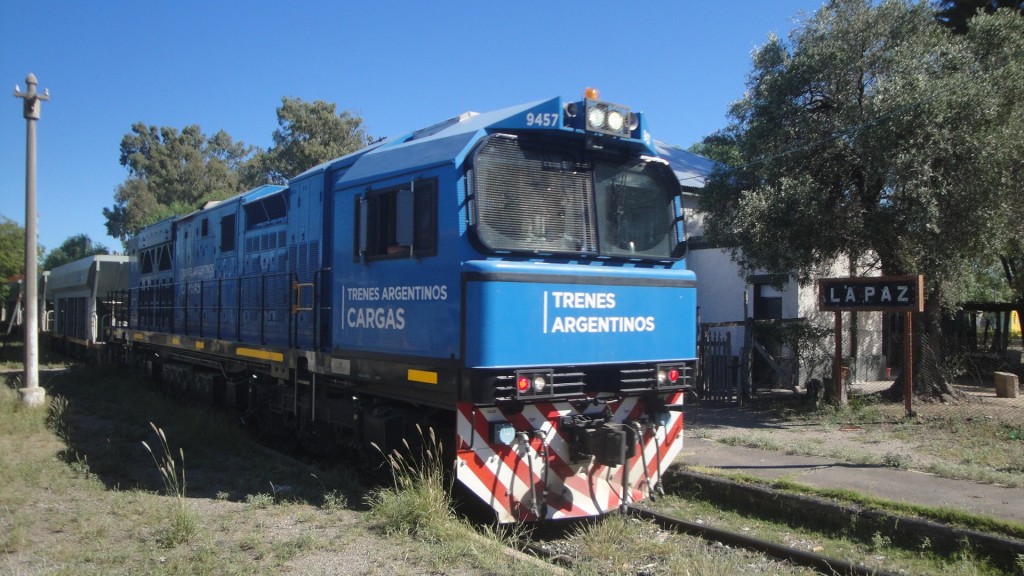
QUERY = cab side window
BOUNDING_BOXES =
[355,178,437,261]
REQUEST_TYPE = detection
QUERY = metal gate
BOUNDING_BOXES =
[699,326,737,401]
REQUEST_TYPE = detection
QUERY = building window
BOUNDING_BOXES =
[753,283,784,320]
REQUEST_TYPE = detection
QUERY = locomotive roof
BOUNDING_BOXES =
[291,97,563,187]
[291,96,718,193]
[653,141,717,190]
[239,184,288,205]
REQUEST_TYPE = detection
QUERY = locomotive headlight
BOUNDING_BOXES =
[532,375,548,393]
[606,109,625,132]
[583,99,633,136]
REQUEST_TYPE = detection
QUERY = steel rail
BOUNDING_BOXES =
[625,504,899,576]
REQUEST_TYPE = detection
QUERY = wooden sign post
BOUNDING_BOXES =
[818,275,924,414]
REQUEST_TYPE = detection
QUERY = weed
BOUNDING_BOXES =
[142,422,187,499]
[141,422,197,546]
[882,451,911,469]
[66,452,94,480]
[245,492,275,509]
[919,536,932,551]
[45,394,71,442]
[366,425,453,537]
[322,489,349,512]
[310,472,351,511]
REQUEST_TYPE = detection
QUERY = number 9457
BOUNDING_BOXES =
[525,112,559,127]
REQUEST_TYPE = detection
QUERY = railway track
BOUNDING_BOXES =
[519,506,893,575]
[519,469,1024,574]
[623,504,895,576]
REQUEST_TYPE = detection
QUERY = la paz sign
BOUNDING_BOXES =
[818,275,924,313]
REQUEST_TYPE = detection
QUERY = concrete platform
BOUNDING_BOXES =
[680,437,1024,526]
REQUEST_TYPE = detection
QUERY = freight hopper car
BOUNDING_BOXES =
[121,91,698,523]
[45,254,129,359]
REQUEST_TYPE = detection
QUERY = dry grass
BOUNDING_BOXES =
[0,361,519,575]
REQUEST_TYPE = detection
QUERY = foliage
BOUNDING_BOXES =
[41,233,110,271]
[935,0,1024,33]
[702,0,1022,298]
[687,130,742,166]
[934,0,1024,309]
[0,215,45,307]
[242,97,373,185]
[0,215,28,282]
[103,124,254,242]
[102,99,373,246]
[0,216,23,306]
[697,0,1024,394]
[960,259,1015,303]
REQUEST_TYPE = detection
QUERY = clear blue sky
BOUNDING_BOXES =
[1,0,824,254]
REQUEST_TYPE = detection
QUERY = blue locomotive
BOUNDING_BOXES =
[122,89,697,522]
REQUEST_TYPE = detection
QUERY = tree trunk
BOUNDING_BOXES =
[913,285,961,401]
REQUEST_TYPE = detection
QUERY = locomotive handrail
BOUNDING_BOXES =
[235,276,241,342]
[314,267,328,350]
[260,274,266,345]
[215,277,222,340]
[291,280,314,313]
[288,272,297,349]
[199,280,205,339]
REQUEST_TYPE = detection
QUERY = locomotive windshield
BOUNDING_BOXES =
[471,134,682,260]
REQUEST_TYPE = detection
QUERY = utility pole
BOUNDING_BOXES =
[13,73,49,407]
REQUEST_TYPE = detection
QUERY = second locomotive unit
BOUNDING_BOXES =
[123,89,697,523]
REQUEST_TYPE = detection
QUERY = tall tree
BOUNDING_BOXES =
[103,124,253,241]
[243,97,372,185]
[0,215,43,309]
[936,0,1024,332]
[699,0,1024,398]
[41,234,110,271]
[935,0,1024,32]
[0,215,29,282]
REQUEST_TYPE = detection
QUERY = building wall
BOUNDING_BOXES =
[690,246,887,385]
